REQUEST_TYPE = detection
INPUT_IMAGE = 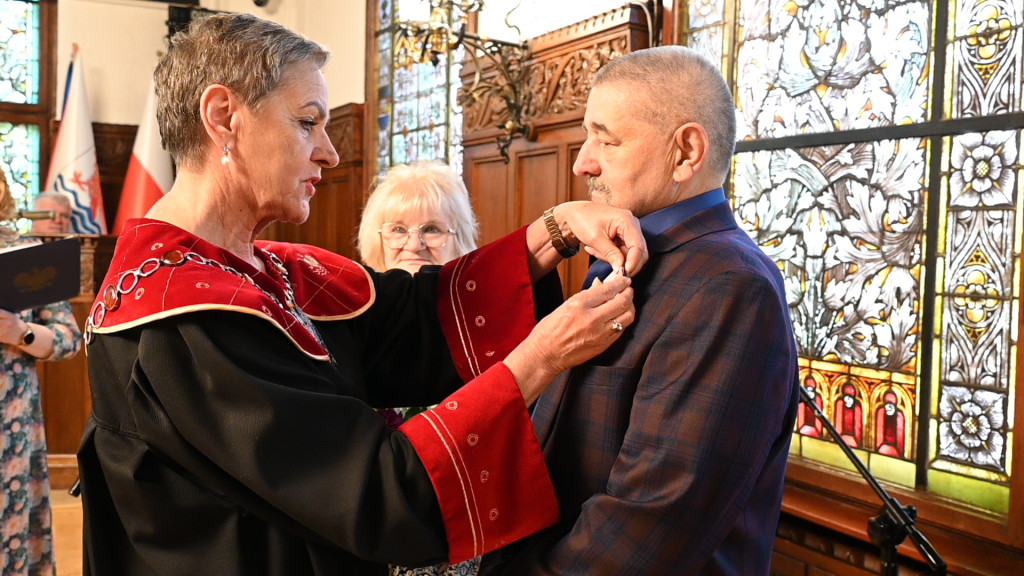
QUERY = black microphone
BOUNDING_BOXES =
[15,210,57,220]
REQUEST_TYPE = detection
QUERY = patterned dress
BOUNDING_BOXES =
[1,235,82,576]
[390,557,481,576]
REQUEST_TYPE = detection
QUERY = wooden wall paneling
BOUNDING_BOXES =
[516,143,594,296]
[783,468,1024,575]
[515,148,559,228]
[92,123,136,232]
[774,514,935,576]
[324,103,365,259]
[465,151,516,245]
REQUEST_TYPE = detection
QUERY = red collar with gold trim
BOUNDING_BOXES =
[86,219,374,360]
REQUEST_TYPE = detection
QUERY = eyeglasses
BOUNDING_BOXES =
[379,222,456,249]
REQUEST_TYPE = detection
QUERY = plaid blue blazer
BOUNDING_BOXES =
[483,201,800,575]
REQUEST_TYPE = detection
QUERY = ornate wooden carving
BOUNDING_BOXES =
[520,37,629,123]
[527,4,638,54]
[328,112,363,164]
[460,4,648,145]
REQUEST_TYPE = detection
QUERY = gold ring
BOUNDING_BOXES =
[611,320,624,333]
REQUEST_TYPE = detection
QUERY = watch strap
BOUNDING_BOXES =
[542,207,579,259]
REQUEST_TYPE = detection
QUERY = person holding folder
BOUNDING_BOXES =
[0,165,83,574]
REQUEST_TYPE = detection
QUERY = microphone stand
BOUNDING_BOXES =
[798,387,947,575]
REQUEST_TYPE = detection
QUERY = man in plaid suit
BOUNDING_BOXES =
[481,46,800,575]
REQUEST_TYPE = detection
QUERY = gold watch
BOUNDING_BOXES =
[543,207,579,258]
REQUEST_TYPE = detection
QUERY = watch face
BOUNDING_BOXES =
[22,328,35,346]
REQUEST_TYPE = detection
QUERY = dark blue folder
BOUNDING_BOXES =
[0,237,81,311]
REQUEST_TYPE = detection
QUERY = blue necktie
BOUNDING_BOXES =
[580,189,725,289]
[581,259,613,290]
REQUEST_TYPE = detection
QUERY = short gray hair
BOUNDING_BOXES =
[594,46,737,182]
[357,162,479,271]
[34,191,71,210]
[155,12,329,170]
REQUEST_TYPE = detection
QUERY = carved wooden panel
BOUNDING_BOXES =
[461,4,648,146]
[519,36,629,126]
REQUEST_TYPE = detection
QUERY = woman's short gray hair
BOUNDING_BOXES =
[155,12,329,170]
[357,162,479,272]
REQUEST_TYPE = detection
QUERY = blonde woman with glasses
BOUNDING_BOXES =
[359,161,483,575]
[358,161,479,275]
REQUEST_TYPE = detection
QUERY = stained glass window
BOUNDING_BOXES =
[0,121,40,210]
[0,0,39,106]
[691,0,1024,514]
[0,0,42,225]
[949,0,1022,117]
[374,0,463,178]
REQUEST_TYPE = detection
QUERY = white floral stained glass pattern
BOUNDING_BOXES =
[939,386,1006,468]
[936,129,1021,478]
[950,0,1022,117]
[735,0,931,139]
[0,1,39,105]
[729,0,1024,510]
[685,0,727,66]
[0,121,40,214]
[949,131,1017,207]
[733,138,928,458]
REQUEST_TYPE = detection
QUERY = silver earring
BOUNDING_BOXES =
[221,145,231,165]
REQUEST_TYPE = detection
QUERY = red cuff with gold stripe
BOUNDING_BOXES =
[437,226,535,381]
[399,362,558,563]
